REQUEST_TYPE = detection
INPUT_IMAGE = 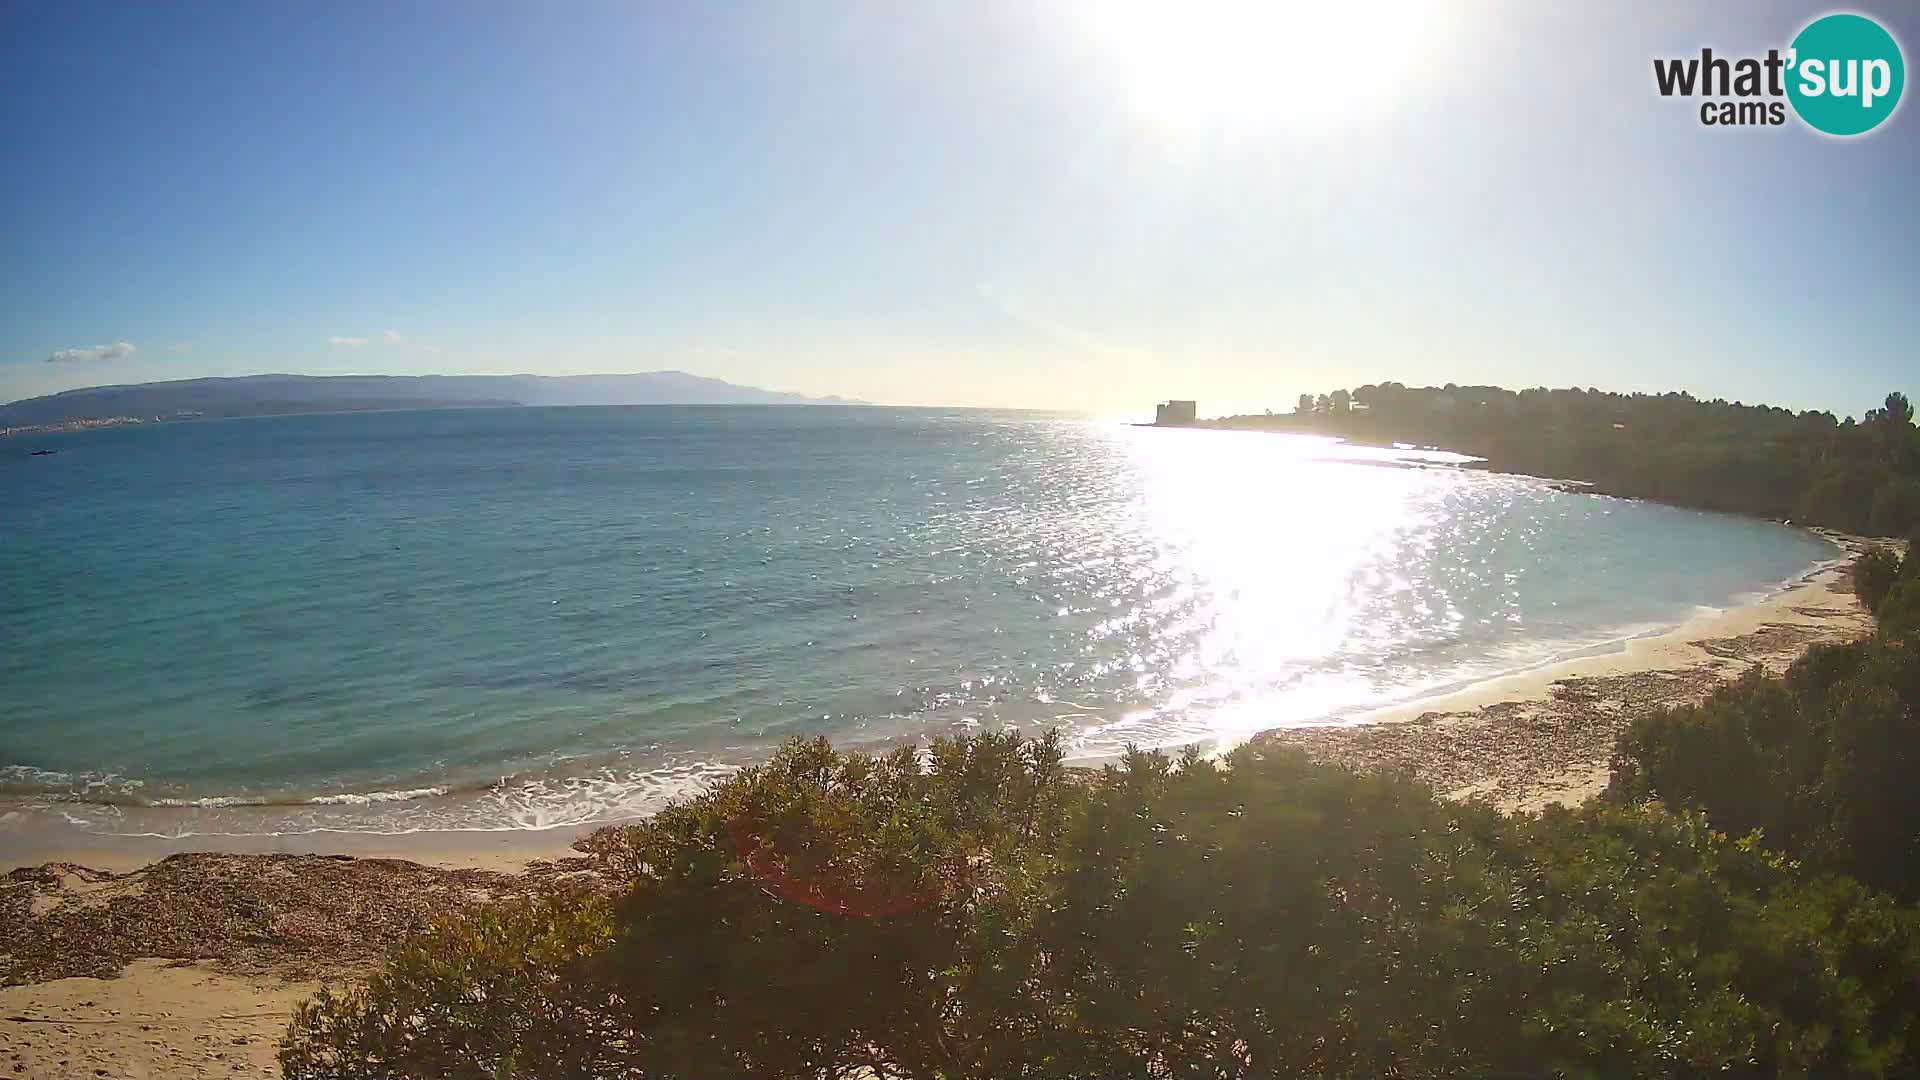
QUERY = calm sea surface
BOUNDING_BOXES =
[0,407,1837,834]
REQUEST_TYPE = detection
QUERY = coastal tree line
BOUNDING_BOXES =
[1214,385,1920,537]
[281,545,1920,1078]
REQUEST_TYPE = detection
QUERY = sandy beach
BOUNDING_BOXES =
[0,534,1883,1079]
[1255,533,1876,811]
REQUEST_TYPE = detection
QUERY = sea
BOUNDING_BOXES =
[0,406,1840,836]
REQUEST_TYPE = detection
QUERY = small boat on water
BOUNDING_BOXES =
[29,449,56,456]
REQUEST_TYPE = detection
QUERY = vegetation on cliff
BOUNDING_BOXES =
[1216,386,1920,536]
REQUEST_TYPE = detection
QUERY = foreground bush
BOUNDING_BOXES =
[283,733,1920,1078]
[1034,749,1920,1078]
[1855,546,1903,615]
[285,731,1075,1080]
[1882,579,1920,642]
[280,885,621,1078]
[1612,635,1920,901]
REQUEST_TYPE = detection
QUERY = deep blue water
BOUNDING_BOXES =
[0,407,1838,834]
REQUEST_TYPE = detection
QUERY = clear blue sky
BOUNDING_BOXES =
[3,1,1915,416]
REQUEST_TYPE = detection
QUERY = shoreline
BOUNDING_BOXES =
[1253,531,1877,811]
[1176,420,1869,529]
[0,817,593,877]
[0,533,1886,1080]
[1,529,1869,875]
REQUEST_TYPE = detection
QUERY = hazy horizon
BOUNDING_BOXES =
[5,1,1916,418]
[1,368,1905,426]
[2,368,852,400]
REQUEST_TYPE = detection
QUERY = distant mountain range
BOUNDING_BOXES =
[0,372,862,429]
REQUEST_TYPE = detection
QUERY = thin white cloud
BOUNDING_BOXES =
[383,329,402,344]
[975,281,1152,363]
[329,336,370,348]
[46,341,137,363]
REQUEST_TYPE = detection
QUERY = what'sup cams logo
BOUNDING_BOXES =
[1654,11,1905,135]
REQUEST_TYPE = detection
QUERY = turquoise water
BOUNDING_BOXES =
[1,407,1837,834]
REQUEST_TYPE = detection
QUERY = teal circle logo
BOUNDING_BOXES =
[1786,13,1905,135]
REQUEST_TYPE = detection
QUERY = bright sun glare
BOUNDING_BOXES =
[1079,0,1452,139]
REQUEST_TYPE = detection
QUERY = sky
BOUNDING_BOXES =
[2,0,1916,417]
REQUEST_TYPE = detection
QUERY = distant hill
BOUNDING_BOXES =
[0,372,861,428]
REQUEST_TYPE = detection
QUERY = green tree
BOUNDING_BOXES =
[1871,476,1920,537]
[1866,390,1914,432]
[1855,547,1904,614]
[1208,384,1917,533]
[1611,634,1920,900]
[1880,579,1920,641]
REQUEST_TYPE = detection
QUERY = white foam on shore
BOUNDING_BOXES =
[0,765,144,798]
[148,795,259,809]
[28,759,740,839]
[10,536,1856,843]
[142,786,454,808]
[304,786,451,806]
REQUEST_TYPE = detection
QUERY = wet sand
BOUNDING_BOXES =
[0,531,1885,1078]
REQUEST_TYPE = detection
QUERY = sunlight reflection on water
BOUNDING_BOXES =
[1058,427,1486,756]
[2,408,1835,832]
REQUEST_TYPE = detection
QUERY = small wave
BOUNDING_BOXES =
[142,785,454,808]
[461,762,738,831]
[11,759,740,838]
[0,764,145,799]
[305,786,451,806]
[3,771,464,810]
[1724,549,1848,610]
[147,795,257,808]
[0,764,74,790]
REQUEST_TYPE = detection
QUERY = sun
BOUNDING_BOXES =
[1075,0,1453,140]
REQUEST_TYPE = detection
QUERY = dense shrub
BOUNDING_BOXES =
[285,730,1076,1080]
[1872,476,1920,538]
[1611,636,1920,901]
[280,886,621,1079]
[1855,547,1904,614]
[284,734,1920,1079]
[1037,748,1920,1078]
[1881,579,1920,642]
[1802,463,1890,535]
